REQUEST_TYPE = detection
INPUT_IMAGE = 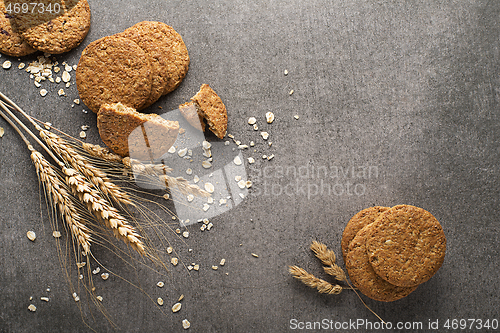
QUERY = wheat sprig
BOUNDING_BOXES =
[31,151,92,255]
[82,142,123,164]
[288,265,343,295]
[310,240,336,266]
[63,167,145,255]
[38,128,134,207]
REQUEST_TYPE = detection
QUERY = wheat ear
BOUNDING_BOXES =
[310,241,347,282]
[32,152,93,255]
[63,167,145,255]
[288,265,343,295]
[37,128,134,207]
[0,103,92,256]
[82,142,124,164]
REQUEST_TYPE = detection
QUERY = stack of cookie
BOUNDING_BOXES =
[76,21,190,112]
[0,0,90,56]
[341,205,446,302]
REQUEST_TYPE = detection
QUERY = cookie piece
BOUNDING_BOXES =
[76,35,153,113]
[0,0,37,56]
[366,204,446,287]
[97,103,179,160]
[341,206,389,263]
[179,101,205,132]
[190,84,227,139]
[346,223,417,302]
[12,0,90,54]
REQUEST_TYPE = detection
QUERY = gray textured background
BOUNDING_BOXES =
[1,0,499,332]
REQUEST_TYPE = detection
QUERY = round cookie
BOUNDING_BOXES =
[116,21,171,109]
[117,21,190,96]
[366,204,446,287]
[76,35,153,113]
[346,223,417,302]
[341,206,389,262]
[0,0,36,56]
[15,0,91,54]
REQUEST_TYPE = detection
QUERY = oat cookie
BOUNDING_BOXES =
[341,206,389,263]
[346,223,417,302]
[190,84,227,139]
[97,103,179,160]
[76,35,153,113]
[179,101,205,132]
[11,0,90,54]
[0,0,36,56]
[116,21,180,108]
[366,204,446,287]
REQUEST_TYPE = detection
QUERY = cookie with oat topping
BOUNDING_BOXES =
[76,35,153,113]
[346,223,418,302]
[341,206,389,263]
[189,84,227,139]
[0,0,36,56]
[365,204,446,287]
[116,21,189,105]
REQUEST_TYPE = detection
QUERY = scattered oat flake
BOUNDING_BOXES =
[157,281,164,288]
[40,297,49,302]
[55,77,61,83]
[178,294,184,302]
[193,264,200,271]
[233,156,242,165]
[167,246,173,254]
[267,154,275,161]
[289,89,294,95]
[171,257,179,266]
[26,230,36,241]
[238,144,249,149]
[248,157,255,164]
[157,297,164,306]
[248,117,256,125]
[39,89,48,97]
[62,71,71,82]
[235,175,242,182]
[266,112,275,123]
[58,89,65,96]
[203,203,210,212]
[204,182,215,193]
[260,132,269,140]
[251,253,259,258]
[172,302,182,313]
[65,64,72,72]
[2,60,11,69]
[294,115,300,119]
[96,296,103,302]
[163,193,170,200]
[73,99,80,105]
[220,258,226,266]
[92,267,100,275]
[101,272,109,280]
[187,194,194,202]
[239,193,245,199]
[168,146,176,154]
[28,304,36,312]
[182,319,191,329]
[253,124,259,131]
[237,180,246,189]
[76,262,86,268]
[246,180,253,188]
[284,69,288,75]
[250,141,255,147]
[182,231,189,238]
[0,127,5,138]
[202,160,212,169]
[18,63,25,69]
[79,131,86,139]
[212,265,218,270]
[207,197,214,204]
[202,140,212,149]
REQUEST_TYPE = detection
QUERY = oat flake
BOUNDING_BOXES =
[26,231,36,241]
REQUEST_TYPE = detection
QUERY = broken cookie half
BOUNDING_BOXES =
[97,102,179,161]
[179,84,227,139]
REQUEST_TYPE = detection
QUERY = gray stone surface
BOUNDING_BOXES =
[1,0,499,332]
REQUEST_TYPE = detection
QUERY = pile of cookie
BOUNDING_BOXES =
[341,205,446,302]
[0,0,90,56]
[76,21,227,160]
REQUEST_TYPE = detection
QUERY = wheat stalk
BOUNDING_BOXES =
[63,167,145,255]
[32,151,93,255]
[288,265,343,295]
[38,128,134,207]
[310,241,347,282]
[82,142,123,164]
